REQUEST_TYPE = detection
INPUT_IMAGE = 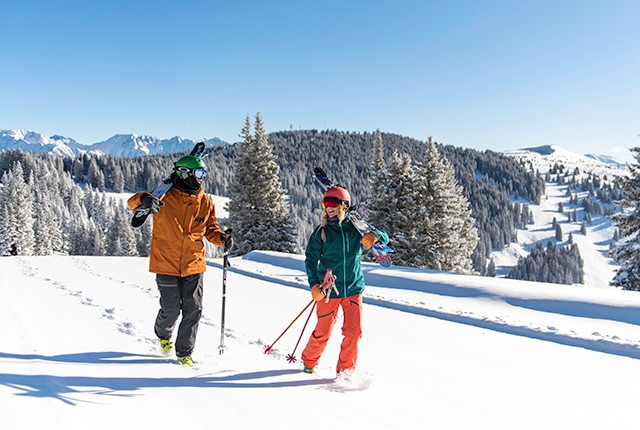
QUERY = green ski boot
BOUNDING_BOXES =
[177,355,194,367]
[159,338,173,354]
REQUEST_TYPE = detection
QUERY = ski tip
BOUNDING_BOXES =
[190,141,207,157]
[131,213,148,228]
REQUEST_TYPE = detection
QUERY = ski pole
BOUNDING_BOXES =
[219,229,233,354]
[286,301,316,363]
[264,299,315,355]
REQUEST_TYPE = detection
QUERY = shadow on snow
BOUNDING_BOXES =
[0,353,333,405]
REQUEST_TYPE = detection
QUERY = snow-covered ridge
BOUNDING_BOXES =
[504,144,627,177]
[0,129,228,157]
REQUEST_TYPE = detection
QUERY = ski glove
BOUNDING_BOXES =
[360,232,377,249]
[221,231,234,250]
[140,193,164,214]
[311,284,325,302]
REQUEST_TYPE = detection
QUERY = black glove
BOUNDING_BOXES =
[140,194,164,214]
[222,230,234,249]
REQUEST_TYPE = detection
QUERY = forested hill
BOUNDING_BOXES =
[0,130,544,272]
[266,130,545,271]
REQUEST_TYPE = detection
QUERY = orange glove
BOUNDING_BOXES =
[360,232,377,249]
[311,284,325,302]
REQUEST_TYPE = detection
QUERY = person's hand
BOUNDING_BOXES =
[140,194,164,214]
[221,231,234,249]
[311,284,325,301]
[360,232,377,249]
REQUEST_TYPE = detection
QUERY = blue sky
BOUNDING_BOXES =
[1,0,638,160]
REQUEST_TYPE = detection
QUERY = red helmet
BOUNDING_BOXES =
[323,186,351,207]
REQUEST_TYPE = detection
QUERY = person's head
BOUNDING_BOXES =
[322,186,350,223]
[173,155,207,192]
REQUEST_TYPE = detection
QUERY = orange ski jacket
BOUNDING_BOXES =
[128,188,224,277]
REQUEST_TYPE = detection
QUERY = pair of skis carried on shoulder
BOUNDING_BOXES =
[313,167,393,267]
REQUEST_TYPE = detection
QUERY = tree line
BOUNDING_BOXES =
[5,122,619,287]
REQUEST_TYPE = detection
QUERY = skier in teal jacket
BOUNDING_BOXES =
[301,185,389,375]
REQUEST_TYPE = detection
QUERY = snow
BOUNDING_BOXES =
[2,252,640,429]
[496,145,625,287]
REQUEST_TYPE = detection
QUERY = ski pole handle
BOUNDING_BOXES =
[322,268,337,303]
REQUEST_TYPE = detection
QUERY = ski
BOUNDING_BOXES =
[131,141,206,227]
[313,167,393,267]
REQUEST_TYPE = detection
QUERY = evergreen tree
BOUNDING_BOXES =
[555,223,563,241]
[371,152,424,266]
[486,258,496,277]
[0,162,35,255]
[415,138,478,273]
[367,128,387,225]
[226,113,298,255]
[611,147,640,290]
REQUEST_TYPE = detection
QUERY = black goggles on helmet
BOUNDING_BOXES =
[176,166,207,179]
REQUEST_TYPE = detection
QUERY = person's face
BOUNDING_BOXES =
[325,205,340,218]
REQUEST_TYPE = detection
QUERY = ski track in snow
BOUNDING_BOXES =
[15,257,163,352]
[14,253,640,368]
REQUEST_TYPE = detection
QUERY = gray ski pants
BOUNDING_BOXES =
[154,273,204,357]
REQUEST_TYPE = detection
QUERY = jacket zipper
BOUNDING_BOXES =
[340,223,348,296]
[180,196,192,276]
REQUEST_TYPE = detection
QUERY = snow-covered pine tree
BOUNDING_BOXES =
[0,162,35,255]
[367,128,386,224]
[415,138,478,273]
[486,258,496,277]
[225,113,298,256]
[555,223,563,241]
[0,204,9,256]
[611,147,640,290]
[371,151,426,266]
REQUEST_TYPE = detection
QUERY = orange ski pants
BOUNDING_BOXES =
[301,294,363,373]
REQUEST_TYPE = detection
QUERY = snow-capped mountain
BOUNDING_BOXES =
[504,145,627,177]
[0,129,227,157]
[0,129,88,158]
[91,134,227,157]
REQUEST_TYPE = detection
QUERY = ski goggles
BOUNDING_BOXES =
[176,166,208,179]
[322,197,344,208]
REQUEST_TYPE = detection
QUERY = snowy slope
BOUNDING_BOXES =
[2,252,640,429]
[499,145,626,287]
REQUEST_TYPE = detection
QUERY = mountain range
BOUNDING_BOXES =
[0,129,630,167]
[0,129,228,157]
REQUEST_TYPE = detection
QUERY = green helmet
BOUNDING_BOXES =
[175,155,206,170]
[174,155,207,180]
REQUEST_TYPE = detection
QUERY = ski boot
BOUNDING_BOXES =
[177,355,194,367]
[159,338,174,353]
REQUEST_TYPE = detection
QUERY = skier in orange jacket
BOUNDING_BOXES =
[128,155,230,366]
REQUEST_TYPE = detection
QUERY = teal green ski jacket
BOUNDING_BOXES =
[305,213,389,298]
